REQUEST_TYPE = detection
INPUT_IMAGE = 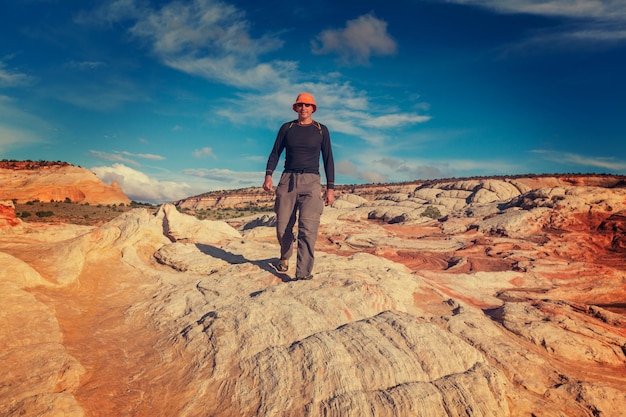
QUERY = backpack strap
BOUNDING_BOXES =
[288,120,323,136]
[315,121,322,135]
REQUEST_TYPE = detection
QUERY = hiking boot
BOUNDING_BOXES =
[275,259,289,272]
[294,274,313,281]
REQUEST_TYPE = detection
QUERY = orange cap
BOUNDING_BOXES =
[292,92,317,112]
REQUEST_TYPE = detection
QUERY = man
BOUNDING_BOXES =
[263,92,335,281]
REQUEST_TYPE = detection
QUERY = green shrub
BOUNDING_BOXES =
[421,206,442,219]
[35,211,54,217]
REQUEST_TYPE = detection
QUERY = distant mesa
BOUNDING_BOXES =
[175,172,626,211]
[0,159,130,205]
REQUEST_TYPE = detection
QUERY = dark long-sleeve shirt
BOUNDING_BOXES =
[265,121,335,189]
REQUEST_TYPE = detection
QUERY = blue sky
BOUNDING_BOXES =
[1,0,625,203]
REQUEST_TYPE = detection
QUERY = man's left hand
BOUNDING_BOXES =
[324,189,335,206]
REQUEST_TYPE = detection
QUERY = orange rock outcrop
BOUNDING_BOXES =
[0,161,130,205]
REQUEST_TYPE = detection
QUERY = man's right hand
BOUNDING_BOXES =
[263,175,273,192]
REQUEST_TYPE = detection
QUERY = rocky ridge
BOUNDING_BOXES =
[0,161,129,205]
[1,175,625,416]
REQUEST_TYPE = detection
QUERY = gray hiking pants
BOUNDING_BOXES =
[274,172,324,277]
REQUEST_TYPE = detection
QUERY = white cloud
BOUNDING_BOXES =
[92,163,265,204]
[533,149,626,171]
[446,0,626,43]
[182,167,260,185]
[362,114,432,129]
[75,0,142,24]
[90,150,141,166]
[449,0,626,20]
[85,0,288,90]
[121,151,165,160]
[164,56,296,89]
[0,96,50,151]
[218,83,431,146]
[0,60,36,88]
[0,126,44,153]
[312,13,397,65]
[359,170,389,184]
[337,151,522,185]
[193,147,216,158]
[90,150,166,165]
[64,61,106,70]
[244,155,266,163]
[92,163,193,203]
[129,0,282,57]
[335,159,358,177]
[56,76,146,111]
[79,1,429,146]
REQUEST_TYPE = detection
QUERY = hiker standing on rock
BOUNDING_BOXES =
[263,92,335,281]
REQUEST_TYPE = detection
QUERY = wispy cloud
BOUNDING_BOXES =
[83,0,287,90]
[336,152,522,184]
[77,0,142,24]
[218,83,430,145]
[182,167,259,185]
[533,149,626,171]
[120,151,166,160]
[90,150,141,166]
[131,2,281,57]
[312,13,398,65]
[448,0,626,20]
[193,147,216,159]
[362,113,432,129]
[446,0,626,44]
[90,150,166,165]
[0,126,45,152]
[55,76,146,111]
[78,1,429,145]
[0,60,36,87]
[0,95,50,151]
[64,60,106,70]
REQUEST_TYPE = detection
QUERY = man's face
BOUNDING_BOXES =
[296,102,314,118]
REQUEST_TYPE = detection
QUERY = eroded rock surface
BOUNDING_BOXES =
[1,177,625,416]
[0,163,129,205]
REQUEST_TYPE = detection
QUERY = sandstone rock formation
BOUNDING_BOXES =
[0,161,130,205]
[1,176,625,416]
[0,200,20,227]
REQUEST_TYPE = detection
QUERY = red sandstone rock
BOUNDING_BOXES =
[0,200,21,227]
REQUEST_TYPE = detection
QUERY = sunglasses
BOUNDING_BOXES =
[295,103,313,108]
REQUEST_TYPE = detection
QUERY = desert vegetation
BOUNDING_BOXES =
[15,200,157,225]
[0,159,72,170]
[14,199,273,225]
